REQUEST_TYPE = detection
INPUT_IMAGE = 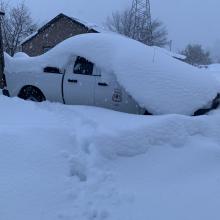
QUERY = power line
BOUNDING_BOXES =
[130,0,153,45]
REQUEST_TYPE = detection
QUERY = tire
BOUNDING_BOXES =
[19,86,45,102]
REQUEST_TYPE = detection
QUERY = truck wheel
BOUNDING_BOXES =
[19,86,45,102]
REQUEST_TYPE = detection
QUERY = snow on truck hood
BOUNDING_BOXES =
[5,33,220,115]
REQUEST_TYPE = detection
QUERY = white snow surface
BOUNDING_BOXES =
[1,95,220,220]
[152,46,186,60]
[208,63,220,72]
[70,16,110,33]
[13,52,30,59]
[5,33,220,115]
[206,63,220,82]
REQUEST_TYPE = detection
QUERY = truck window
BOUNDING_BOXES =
[73,56,94,75]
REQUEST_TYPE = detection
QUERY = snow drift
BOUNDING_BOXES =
[208,63,220,72]
[5,33,220,115]
[1,95,220,220]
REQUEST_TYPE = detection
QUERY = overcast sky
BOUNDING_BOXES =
[12,0,220,57]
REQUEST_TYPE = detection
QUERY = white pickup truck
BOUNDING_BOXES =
[4,54,146,114]
[2,33,220,116]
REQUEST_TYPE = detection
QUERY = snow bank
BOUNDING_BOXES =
[5,34,220,115]
[13,52,30,59]
[95,112,220,158]
[152,46,186,60]
[206,63,220,83]
[1,96,220,220]
[208,63,220,72]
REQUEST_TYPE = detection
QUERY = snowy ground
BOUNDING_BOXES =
[1,95,220,220]
[208,64,220,83]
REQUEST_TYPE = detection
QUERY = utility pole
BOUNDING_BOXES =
[0,10,5,89]
[130,0,153,45]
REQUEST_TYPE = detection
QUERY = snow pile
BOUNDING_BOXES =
[5,33,220,115]
[1,96,220,220]
[13,52,30,59]
[208,64,220,77]
[152,46,186,60]
[208,63,220,72]
[206,64,220,82]
[95,113,220,158]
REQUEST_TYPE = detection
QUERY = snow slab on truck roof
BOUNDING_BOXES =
[5,33,220,115]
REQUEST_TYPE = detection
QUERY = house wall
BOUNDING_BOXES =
[22,16,97,56]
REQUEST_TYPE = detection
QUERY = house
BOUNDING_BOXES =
[21,13,102,56]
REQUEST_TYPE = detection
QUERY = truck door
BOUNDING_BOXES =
[63,56,96,106]
[94,71,119,110]
[94,70,141,114]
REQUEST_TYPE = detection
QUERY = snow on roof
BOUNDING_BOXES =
[20,13,107,45]
[20,31,38,45]
[6,33,220,115]
[70,16,109,33]
[13,52,30,59]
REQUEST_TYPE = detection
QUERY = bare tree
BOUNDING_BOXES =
[180,44,212,66]
[106,8,168,47]
[0,1,37,56]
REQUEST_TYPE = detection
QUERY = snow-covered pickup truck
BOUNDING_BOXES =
[4,53,145,114]
[2,33,220,116]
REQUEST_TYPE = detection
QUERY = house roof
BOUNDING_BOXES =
[21,13,107,45]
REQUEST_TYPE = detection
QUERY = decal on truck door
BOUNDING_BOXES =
[112,89,122,102]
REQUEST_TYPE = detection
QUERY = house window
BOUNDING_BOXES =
[43,46,52,53]
[73,56,94,75]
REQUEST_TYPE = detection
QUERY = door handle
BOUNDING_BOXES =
[68,79,78,83]
[98,82,108,87]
